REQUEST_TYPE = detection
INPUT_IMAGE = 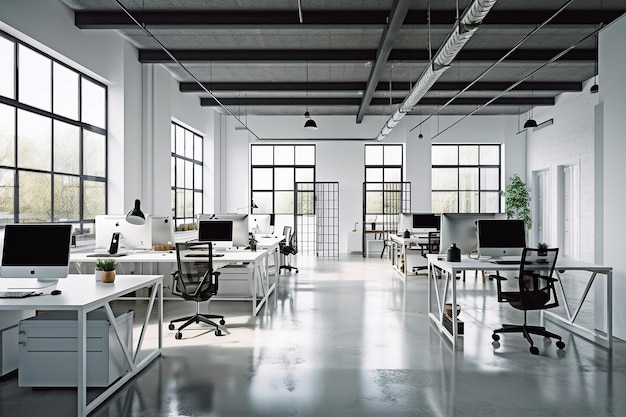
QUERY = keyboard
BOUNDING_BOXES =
[185,253,225,258]
[0,290,41,299]
[489,259,531,265]
[86,253,127,257]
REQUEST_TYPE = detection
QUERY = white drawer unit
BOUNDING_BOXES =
[216,263,254,297]
[18,308,133,387]
[1,325,19,376]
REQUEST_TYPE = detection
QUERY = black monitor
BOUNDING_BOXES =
[1,223,72,283]
[477,219,526,258]
[199,213,249,247]
[412,214,441,233]
[198,220,233,250]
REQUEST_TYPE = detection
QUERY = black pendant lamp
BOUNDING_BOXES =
[304,63,318,130]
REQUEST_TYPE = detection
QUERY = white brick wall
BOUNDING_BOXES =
[526,82,598,263]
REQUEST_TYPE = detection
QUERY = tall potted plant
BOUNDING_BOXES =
[502,174,532,231]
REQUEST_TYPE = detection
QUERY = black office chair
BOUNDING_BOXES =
[279,226,299,274]
[413,231,440,274]
[169,241,225,339]
[490,247,565,355]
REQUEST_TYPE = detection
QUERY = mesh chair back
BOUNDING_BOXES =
[516,247,559,310]
[174,241,219,300]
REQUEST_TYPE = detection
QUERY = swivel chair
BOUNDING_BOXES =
[169,241,225,339]
[413,231,440,274]
[279,226,299,274]
[490,247,564,355]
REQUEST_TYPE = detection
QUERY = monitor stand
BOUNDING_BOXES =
[6,278,59,290]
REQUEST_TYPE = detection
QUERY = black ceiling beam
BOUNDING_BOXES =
[357,0,411,124]
[75,9,625,29]
[200,97,554,107]
[181,81,582,92]
[140,48,595,63]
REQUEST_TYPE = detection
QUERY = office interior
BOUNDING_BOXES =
[1,0,626,416]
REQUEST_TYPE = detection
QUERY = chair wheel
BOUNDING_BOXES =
[220,319,226,325]
[492,333,500,342]
[556,340,566,349]
[530,346,539,355]
[175,332,182,340]
[215,329,222,336]
[168,323,175,330]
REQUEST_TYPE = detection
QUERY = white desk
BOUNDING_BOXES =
[389,234,428,279]
[70,236,282,316]
[0,274,163,417]
[426,255,613,349]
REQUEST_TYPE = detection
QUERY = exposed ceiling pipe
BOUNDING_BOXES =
[376,0,498,141]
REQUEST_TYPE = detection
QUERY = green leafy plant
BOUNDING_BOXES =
[537,242,548,251]
[502,174,532,229]
[95,259,117,271]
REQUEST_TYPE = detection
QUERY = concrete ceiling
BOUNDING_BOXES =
[59,0,625,120]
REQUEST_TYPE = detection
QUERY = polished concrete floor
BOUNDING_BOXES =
[1,254,625,416]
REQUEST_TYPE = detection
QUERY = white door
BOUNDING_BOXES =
[533,170,550,247]
[562,164,580,259]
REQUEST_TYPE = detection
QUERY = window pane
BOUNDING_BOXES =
[83,130,106,177]
[432,168,458,190]
[366,191,383,213]
[185,190,193,217]
[384,167,401,182]
[297,191,315,215]
[175,125,185,155]
[175,158,184,188]
[274,167,294,190]
[252,168,273,190]
[83,180,105,219]
[365,145,383,165]
[171,124,176,153]
[194,191,202,217]
[81,78,105,128]
[53,120,80,174]
[295,145,314,165]
[0,104,15,166]
[384,145,402,165]
[17,110,51,171]
[366,168,383,182]
[185,130,194,159]
[18,171,51,222]
[18,45,51,111]
[175,189,184,219]
[459,191,479,213]
[171,158,175,187]
[54,174,80,221]
[251,145,273,165]
[295,168,314,182]
[459,146,477,165]
[481,191,500,213]
[274,191,294,214]
[275,145,294,165]
[0,37,15,99]
[480,145,500,165]
[0,169,14,225]
[459,167,478,190]
[432,145,458,165]
[432,191,458,213]
[185,160,193,188]
[194,135,202,160]
[251,191,272,214]
[481,167,500,190]
[194,163,202,189]
[53,63,79,120]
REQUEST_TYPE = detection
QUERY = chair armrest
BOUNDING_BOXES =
[488,274,508,281]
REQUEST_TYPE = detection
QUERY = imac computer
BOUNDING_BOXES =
[412,214,441,234]
[439,213,505,256]
[199,214,249,247]
[249,214,273,235]
[477,219,526,259]
[1,223,73,286]
[95,215,153,253]
[152,215,176,248]
[198,220,233,250]
[398,213,413,235]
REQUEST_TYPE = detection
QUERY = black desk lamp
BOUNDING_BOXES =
[126,199,146,225]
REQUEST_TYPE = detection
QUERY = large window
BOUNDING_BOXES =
[0,31,107,229]
[431,144,501,213]
[364,144,404,215]
[171,122,203,229]
[250,145,315,215]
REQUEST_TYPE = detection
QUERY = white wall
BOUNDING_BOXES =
[220,114,523,253]
[600,14,626,340]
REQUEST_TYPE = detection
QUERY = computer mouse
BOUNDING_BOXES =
[51,289,62,295]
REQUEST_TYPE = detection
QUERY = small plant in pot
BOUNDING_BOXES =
[536,242,549,257]
[95,259,117,283]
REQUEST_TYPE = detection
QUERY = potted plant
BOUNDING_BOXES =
[502,174,532,231]
[95,259,117,283]
[536,242,549,257]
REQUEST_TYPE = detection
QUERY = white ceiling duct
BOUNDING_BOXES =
[376,0,499,141]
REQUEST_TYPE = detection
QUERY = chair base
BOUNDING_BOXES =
[169,313,225,338]
[279,265,299,274]
[492,323,565,354]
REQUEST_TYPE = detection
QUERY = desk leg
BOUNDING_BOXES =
[77,309,87,417]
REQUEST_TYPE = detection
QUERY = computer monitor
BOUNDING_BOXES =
[199,213,249,247]
[249,214,272,235]
[412,213,441,234]
[198,220,233,250]
[95,215,153,252]
[152,215,176,248]
[398,213,413,235]
[1,223,72,283]
[477,219,526,259]
[439,213,505,256]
